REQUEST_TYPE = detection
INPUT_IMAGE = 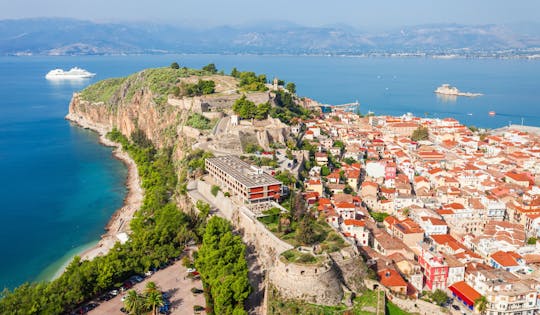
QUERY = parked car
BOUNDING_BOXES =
[452,305,460,311]
[187,268,196,273]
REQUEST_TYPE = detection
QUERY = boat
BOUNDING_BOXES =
[488,111,496,116]
[45,67,95,79]
[434,84,482,97]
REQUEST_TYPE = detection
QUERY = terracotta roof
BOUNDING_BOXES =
[449,281,481,306]
[335,201,356,209]
[343,219,366,227]
[490,251,522,267]
[378,269,407,288]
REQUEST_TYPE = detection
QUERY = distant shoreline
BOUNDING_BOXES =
[48,115,143,280]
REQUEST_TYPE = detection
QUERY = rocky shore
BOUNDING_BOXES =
[58,112,143,269]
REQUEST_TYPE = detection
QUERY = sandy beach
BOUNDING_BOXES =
[78,132,143,261]
[53,114,143,278]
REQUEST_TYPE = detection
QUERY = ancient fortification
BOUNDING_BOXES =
[66,70,367,307]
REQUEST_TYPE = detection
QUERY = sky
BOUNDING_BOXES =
[2,0,540,29]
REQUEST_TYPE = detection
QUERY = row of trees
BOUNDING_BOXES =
[0,129,203,314]
[195,217,251,315]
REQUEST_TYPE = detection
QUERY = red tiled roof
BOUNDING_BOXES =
[378,269,407,288]
[490,251,522,267]
[343,219,366,227]
[449,281,481,307]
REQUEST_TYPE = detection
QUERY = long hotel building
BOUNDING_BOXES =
[205,155,282,204]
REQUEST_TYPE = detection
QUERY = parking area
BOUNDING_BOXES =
[86,256,206,315]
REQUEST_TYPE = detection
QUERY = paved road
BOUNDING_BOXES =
[88,257,205,315]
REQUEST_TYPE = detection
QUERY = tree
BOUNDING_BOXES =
[474,296,487,314]
[124,290,144,315]
[202,63,218,74]
[232,95,257,119]
[527,237,537,245]
[145,290,164,315]
[170,62,180,69]
[411,126,429,141]
[196,200,211,219]
[285,82,296,94]
[429,289,448,306]
[231,67,240,78]
[296,216,317,245]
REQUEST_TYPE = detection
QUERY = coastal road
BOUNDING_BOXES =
[87,256,205,315]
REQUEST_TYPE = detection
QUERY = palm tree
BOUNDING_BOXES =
[474,295,488,314]
[123,290,143,315]
[144,281,159,295]
[145,290,164,315]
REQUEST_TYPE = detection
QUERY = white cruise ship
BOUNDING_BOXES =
[434,84,482,97]
[45,67,96,79]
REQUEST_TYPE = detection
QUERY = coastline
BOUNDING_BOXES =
[50,113,143,279]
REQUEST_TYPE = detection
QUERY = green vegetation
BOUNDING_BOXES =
[232,95,272,120]
[527,237,537,245]
[370,212,389,222]
[186,113,216,130]
[285,82,296,94]
[386,301,413,315]
[411,126,429,141]
[474,296,487,314]
[122,281,164,315]
[268,286,410,315]
[211,185,220,197]
[195,217,251,315]
[232,70,268,92]
[281,249,319,265]
[258,193,346,252]
[79,77,126,104]
[170,62,180,69]
[82,66,219,106]
[0,128,203,314]
[270,90,313,124]
[202,63,218,74]
[425,289,448,306]
[176,79,216,97]
[244,143,264,154]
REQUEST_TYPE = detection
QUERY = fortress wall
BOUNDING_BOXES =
[269,256,344,305]
[196,180,344,305]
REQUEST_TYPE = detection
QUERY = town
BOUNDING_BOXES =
[198,101,540,315]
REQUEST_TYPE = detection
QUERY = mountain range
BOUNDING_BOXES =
[1,18,539,56]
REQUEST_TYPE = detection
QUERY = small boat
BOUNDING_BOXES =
[488,111,496,116]
[467,113,473,116]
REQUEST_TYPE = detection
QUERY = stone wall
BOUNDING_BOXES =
[269,256,344,305]
[195,180,344,305]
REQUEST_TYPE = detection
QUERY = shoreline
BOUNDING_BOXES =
[50,114,143,279]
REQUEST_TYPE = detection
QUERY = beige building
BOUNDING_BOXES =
[205,155,282,205]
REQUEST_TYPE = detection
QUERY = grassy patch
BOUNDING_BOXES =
[281,249,319,265]
[79,77,126,104]
[386,301,413,315]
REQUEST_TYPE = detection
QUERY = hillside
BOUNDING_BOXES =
[2,18,540,56]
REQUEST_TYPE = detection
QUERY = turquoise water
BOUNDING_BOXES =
[0,54,539,289]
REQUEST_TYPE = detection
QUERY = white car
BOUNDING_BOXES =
[187,268,196,273]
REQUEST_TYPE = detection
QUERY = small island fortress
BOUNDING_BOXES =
[434,84,482,97]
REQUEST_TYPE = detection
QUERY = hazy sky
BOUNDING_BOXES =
[2,0,540,29]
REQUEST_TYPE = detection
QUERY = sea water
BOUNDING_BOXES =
[0,54,539,289]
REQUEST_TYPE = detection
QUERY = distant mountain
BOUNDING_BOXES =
[1,18,539,56]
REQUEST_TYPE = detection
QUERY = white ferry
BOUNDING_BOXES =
[45,67,96,79]
[434,84,482,97]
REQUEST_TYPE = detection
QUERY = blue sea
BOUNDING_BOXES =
[0,54,539,289]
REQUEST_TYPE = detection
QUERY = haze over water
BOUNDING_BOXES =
[0,54,539,289]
